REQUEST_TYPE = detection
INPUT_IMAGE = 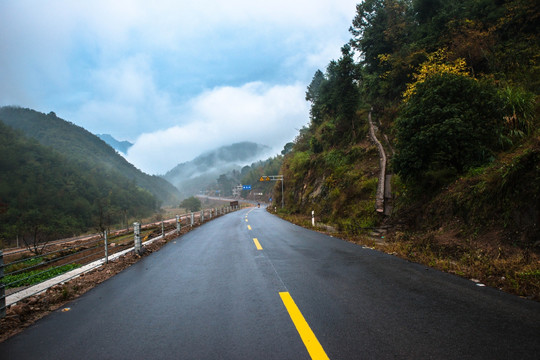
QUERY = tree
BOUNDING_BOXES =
[306,70,326,125]
[180,197,202,212]
[304,45,361,149]
[393,73,504,186]
[217,174,234,196]
[281,142,294,155]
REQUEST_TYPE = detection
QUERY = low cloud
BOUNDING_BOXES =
[126,82,309,175]
[1,0,356,176]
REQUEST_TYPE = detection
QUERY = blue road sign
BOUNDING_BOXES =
[242,185,252,190]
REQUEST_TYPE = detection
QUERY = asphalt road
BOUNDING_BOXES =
[1,207,539,359]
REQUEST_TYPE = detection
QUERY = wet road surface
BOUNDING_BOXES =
[1,207,539,359]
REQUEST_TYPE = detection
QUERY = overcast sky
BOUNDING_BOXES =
[0,0,359,174]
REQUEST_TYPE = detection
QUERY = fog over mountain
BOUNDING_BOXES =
[96,134,133,154]
[162,142,271,198]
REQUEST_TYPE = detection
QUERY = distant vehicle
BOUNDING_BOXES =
[257,203,260,208]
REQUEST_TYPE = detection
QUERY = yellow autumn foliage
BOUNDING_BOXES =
[403,49,470,101]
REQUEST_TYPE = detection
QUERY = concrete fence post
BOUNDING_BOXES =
[201,210,204,223]
[0,250,5,319]
[162,221,165,238]
[176,215,180,234]
[104,230,109,264]
[312,210,315,227]
[134,222,142,255]
[191,213,194,227]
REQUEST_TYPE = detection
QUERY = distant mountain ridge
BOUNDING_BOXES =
[0,106,179,205]
[163,142,271,198]
[96,134,133,154]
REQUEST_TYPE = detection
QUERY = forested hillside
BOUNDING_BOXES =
[163,142,270,199]
[0,122,157,248]
[0,107,179,205]
[205,152,286,199]
[279,0,539,243]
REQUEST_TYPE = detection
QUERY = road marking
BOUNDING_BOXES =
[245,219,248,222]
[253,238,262,250]
[279,292,330,360]
[247,225,252,230]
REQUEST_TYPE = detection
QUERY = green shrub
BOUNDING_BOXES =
[393,73,504,186]
[179,196,201,212]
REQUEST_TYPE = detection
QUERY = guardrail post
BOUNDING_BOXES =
[201,210,204,223]
[134,222,142,255]
[1,250,5,318]
[176,215,180,234]
[312,210,315,227]
[104,230,109,264]
[190,213,194,227]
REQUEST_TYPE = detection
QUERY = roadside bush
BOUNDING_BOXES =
[393,73,504,187]
[179,196,201,212]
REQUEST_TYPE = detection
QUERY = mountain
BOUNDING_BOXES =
[276,0,539,298]
[0,106,180,205]
[96,134,133,154]
[0,121,156,247]
[162,142,271,199]
[278,0,540,241]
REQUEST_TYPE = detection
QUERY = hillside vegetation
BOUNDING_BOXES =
[276,0,539,297]
[203,144,290,201]
[162,142,270,199]
[0,107,179,205]
[0,122,156,248]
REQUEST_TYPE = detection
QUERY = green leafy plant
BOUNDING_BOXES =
[393,73,504,187]
[179,196,202,212]
[2,263,81,289]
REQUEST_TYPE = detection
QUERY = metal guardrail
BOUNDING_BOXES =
[0,205,240,317]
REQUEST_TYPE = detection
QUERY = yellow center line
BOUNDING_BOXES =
[279,292,330,360]
[245,219,248,222]
[247,225,252,230]
[253,238,263,250]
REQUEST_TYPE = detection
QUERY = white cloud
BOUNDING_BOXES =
[126,82,309,174]
[1,0,358,175]
[62,55,180,138]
